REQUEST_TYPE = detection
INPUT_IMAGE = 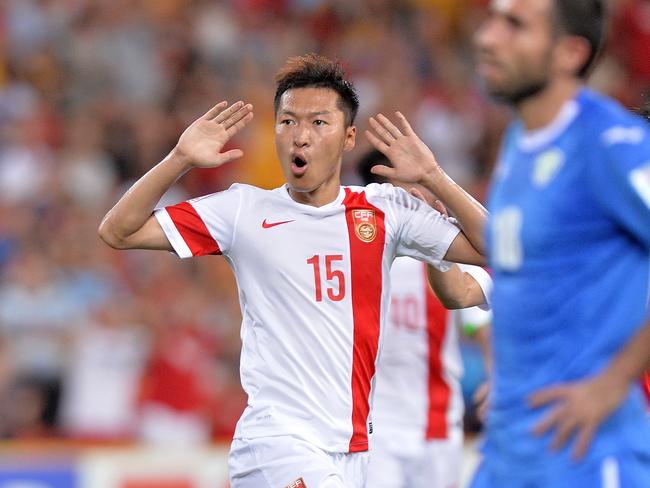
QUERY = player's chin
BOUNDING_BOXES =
[287,179,316,193]
[479,75,505,95]
[478,71,509,95]
[283,170,314,190]
[485,84,517,104]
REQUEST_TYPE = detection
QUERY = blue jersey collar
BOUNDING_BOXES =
[517,90,585,152]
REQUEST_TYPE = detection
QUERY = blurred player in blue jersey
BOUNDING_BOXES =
[469,0,650,486]
[636,102,650,411]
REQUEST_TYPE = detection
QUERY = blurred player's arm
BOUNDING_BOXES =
[98,101,253,251]
[455,306,493,421]
[474,324,493,377]
[472,322,492,421]
[365,112,487,262]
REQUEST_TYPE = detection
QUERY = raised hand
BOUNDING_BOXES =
[174,101,254,168]
[365,112,441,185]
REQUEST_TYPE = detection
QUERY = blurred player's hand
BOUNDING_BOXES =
[365,112,441,185]
[528,372,629,460]
[174,101,253,168]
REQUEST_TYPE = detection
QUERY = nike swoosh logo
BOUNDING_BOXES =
[262,218,295,229]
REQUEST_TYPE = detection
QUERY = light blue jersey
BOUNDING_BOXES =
[480,89,650,482]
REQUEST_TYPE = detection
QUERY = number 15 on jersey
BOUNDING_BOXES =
[307,254,346,302]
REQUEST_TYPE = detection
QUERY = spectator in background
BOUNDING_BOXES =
[613,0,650,92]
[137,316,219,446]
[0,248,80,434]
[59,301,148,440]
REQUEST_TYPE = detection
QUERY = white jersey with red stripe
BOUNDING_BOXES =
[154,182,461,453]
[372,257,491,452]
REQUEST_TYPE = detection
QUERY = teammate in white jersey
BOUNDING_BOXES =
[357,150,492,488]
[98,54,489,488]
[369,258,490,488]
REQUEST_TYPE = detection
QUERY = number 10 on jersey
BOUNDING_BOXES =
[307,255,346,302]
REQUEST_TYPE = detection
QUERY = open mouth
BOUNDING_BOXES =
[290,155,308,176]
[293,156,307,168]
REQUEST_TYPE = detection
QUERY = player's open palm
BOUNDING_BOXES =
[365,112,441,184]
[175,101,253,168]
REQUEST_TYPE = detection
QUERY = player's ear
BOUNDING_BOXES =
[344,125,356,152]
[556,35,591,78]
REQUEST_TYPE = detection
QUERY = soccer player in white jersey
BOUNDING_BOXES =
[357,150,492,488]
[369,258,491,488]
[98,54,489,488]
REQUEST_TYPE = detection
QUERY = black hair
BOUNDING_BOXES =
[274,53,359,126]
[357,149,391,185]
[552,0,607,78]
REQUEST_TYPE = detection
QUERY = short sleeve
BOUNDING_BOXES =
[154,184,243,258]
[590,122,650,249]
[386,185,461,271]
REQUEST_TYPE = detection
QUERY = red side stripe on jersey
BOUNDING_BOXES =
[424,264,451,439]
[643,371,650,410]
[166,202,222,256]
[343,188,385,452]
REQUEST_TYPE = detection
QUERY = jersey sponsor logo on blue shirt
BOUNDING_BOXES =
[601,126,645,146]
[532,148,565,188]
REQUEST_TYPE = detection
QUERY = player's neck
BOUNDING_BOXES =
[516,78,581,131]
[288,179,341,207]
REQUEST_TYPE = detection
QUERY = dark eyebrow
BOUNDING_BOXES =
[488,2,525,28]
[279,110,333,117]
[504,12,524,28]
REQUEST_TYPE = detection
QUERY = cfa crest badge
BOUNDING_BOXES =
[285,478,307,488]
[352,209,376,243]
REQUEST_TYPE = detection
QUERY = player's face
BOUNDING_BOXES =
[474,0,557,105]
[275,87,356,199]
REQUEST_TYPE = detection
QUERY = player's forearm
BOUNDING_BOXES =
[600,318,650,389]
[427,264,466,308]
[420,168,488,256]
[99,149,192,245]
[426,264,486,309]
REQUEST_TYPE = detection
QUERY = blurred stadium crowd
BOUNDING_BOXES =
[0,0,648,444]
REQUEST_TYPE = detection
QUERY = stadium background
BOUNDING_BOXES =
[0,0,648,486]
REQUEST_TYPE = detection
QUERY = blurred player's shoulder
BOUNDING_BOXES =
[579,89,650,141]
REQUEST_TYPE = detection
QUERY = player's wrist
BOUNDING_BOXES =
[418,164,447,192]
[167,146,196,172]
[598,366,633,402]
